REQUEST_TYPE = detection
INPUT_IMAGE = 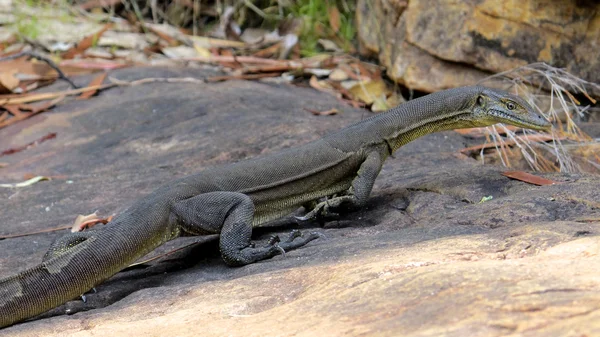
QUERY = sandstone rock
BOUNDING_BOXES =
[357,0,600,92]
[1,67,599,336]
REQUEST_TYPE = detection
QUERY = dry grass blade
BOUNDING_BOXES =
[305,108,339,116]
[461,134,561,155]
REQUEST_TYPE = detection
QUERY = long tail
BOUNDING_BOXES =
[0,235,106,328]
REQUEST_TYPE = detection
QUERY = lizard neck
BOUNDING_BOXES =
[325,86,481,154]
[384,108,474,152]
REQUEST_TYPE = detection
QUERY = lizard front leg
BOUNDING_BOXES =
[172,191,319,267]
[299,150,384,220]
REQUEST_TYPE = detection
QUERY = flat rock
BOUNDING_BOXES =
[1,67,599,336]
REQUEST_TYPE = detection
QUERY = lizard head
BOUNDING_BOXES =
[469,86,551,131]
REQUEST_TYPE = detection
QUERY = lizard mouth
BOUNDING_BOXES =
[490,109,551,131]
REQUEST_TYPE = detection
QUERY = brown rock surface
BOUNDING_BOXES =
[357,0,600,92]
[1,67,599,336]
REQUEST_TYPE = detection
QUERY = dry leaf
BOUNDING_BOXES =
[318,39,342,52]
[189,36,246,49]
[0,176,50,188]
[193,45,212,58]
[308,75,340,97]
[71,212,112,232]
[0,69,19,94]
[501,171,559,186]
[279,34,298,59]
[328,7,341,33]
[329,68,348,81]
[305,68,332,77]
[239,28,271,44]
[252,42,283,58]
[348,79,390,105]
[98,31,150,50]
[0,93,68,129]
[78,72,107,100]
[146,24,180,46]
[386,92,405,108]
[1,104,24,118]
[371,96,390,112]
[63,24,112,59]
[305,108,339,116]
[22,173,66,180]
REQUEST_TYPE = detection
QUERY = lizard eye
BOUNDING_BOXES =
[477,96,485,106]
[506,102,516,110]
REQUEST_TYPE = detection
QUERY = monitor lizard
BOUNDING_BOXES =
[0,85,551,328]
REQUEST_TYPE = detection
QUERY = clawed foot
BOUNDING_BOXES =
[295,200,340,221]
[223,230,324,266]
[265,235,286,256]
[265,230,323,257]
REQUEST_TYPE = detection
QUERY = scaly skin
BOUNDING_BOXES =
[0,86,550,328]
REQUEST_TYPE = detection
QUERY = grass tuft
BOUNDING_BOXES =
[478,62,600,173]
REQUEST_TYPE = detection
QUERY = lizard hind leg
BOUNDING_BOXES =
[172,191,283,266]
[172,191,319,267]
[42,231,95,262]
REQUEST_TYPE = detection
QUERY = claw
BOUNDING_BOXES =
[274,244,286,257]
[310,231,327,240]
[266,235,281,247]
[80,294,87,303]
[295,204,323,221]
[285,229,302,243]
[294,214,313,221]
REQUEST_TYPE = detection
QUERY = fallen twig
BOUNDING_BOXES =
[206,73,281,82]
[1,132,56,157]
[0,51,78,89]
[0,84,112,105]
[0,225,72,240]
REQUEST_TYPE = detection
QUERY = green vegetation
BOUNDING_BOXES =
[285,0,356,56]
[12,0,75,42]
[238,0,357,56]
[14,11,41,41]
